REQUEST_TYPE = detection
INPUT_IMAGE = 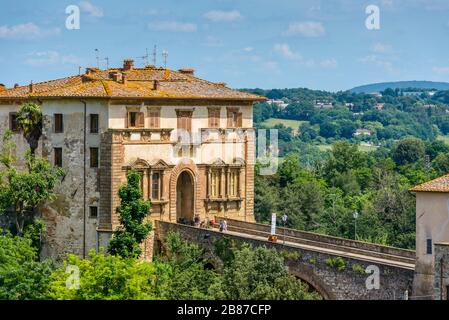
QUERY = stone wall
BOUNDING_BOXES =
[433,243,449,300]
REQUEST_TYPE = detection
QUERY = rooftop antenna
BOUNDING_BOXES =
[103,57,109,69]
[162,50,168,68]
[137,48,149,66]
[78,66,82,75]
[152,45,157,66]
[94,49,100,69]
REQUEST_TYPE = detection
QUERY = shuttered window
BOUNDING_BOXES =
[177,111,192,133]
[9,113,19,132]
[54,114,64,133]
[149,108,160,128]
[54,148,62,167]
[127,112,145,128]
[208,109,220,128]
[90,147,99,168]
[227,109,242,128]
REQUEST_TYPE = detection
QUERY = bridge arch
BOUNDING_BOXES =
[288,267,336,300]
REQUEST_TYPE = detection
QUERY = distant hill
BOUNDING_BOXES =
[350,81,449,93]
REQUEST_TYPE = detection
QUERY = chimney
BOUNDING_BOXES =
[111,72,123,83]
[0,83,5,91]
[178,68,194,76]
[123,59,134,71]
[29,81,34,93]
[14,83,19,88]
[122,73,127,85]
[153,80,159,90]
[85,67,99,75]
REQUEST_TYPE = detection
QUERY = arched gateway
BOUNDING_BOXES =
[176,171,194,222]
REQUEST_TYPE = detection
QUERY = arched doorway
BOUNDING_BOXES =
[176,171,194,223]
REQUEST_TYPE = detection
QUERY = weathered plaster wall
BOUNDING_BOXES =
[433,243,449,300]
[40,99,108,259]
[413,192,449,298]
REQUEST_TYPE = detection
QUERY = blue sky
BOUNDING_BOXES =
[1,0,449,91]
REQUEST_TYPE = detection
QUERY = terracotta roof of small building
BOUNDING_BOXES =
[410,174,449,193]
[0,64,266,102]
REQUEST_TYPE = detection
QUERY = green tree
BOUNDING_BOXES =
[48,250,156,300]
[0,232,53,300]
[108,170,152,258]
[0,132,64,235]
[209,244,320,300]
[392,137,425,166]
[16,102,43,156]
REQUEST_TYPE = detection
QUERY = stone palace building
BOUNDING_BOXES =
[0,59,265,258]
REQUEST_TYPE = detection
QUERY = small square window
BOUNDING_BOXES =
[89,206,98,218]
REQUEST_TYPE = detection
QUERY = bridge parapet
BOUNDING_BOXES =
[215,217,415,264]
[155,220,414,300]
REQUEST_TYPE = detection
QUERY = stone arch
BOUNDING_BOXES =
[288,267,336,300]
[169,159,201,221]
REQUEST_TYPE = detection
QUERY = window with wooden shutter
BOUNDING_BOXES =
[237,112,243,127]
[149,108,160,128]
[208,108,220,128]
[127,111,145,128]
[177,111,192,133]
[227,109,241,128]
[54,114,63,133]
[151,172,160,200]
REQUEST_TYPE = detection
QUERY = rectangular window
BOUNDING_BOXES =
[211,171,220,198]
[90,114,99,133]
[208,109,220,128]
[149,108,160,128]
[152,172,160,200]
[426,239,433,255]
[127,111,144,128]
[177,111,192,133]
[89,206,98,218]
[54,148,62,167]
[227,109,242,128]
[9,112,19,132]
[90,147,99,168]
[229,171,239,197]
[54,114,64,133]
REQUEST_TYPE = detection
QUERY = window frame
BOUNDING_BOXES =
[90,114,99,134]
[9,112,19,133]
[208,108,220,128]
[127,111,145,128]
[54,147,62,167]
[89,206,98,218]
[90,147,99,168]
[426,238,433,255]
[148,107,161,129]
[54,113,64,133]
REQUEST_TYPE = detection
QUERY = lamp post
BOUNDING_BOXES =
[353,210,359,240]
[281,214,288,245]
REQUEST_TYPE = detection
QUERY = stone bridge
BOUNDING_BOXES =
[154,218,415,300]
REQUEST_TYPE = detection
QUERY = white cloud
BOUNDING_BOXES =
[273,43,302,60]
[148,21,197,32]
[359,54,394,72]
[284,21,325,37]
[79,1,104,18]
[243,47,254,52]
[371,42,393,54]
[25,51,81,67]
[204,10,242,22]
[0,23,60,39]
[202,36,224,47]
[320,58,338,68]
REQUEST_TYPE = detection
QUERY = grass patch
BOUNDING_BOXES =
[261,118,308,129]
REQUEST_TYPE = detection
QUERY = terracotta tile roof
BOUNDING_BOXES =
[0,66,265,102]
[410,174,449,193]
